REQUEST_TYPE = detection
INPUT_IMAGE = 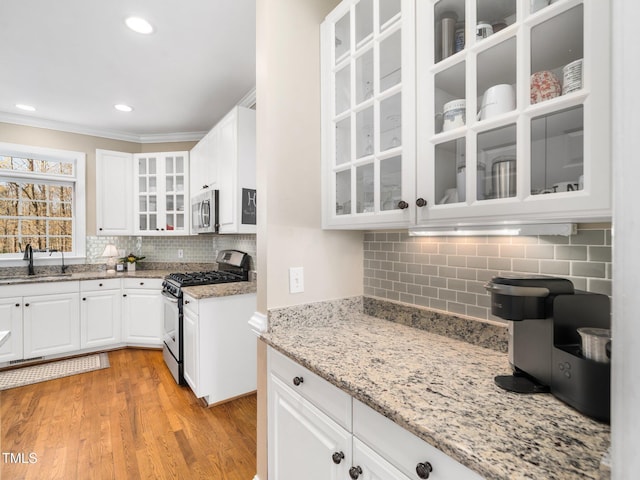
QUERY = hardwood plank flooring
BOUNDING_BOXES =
[0,349,257,480]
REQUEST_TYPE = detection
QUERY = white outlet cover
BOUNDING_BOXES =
[289,267,304,293]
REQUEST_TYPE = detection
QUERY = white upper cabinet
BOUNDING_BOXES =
[216,106,257,234]
[133,151,189,235]
[189,127,218,196]
[417,0,611,227]
[322,0,416,229]
[321,0,611,229]
[96,149,133,236]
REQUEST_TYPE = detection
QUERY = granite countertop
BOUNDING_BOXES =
[0,270,170,285]
[261,297,610,480]
[182,281,256,299]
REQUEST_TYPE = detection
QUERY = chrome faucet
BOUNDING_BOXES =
[23,244,34,275]
[49,249,67,274]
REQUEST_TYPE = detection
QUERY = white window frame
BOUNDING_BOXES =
[0,142,86,265]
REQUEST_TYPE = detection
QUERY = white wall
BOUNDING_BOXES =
[256,0,363,314]
[611,0,640,477]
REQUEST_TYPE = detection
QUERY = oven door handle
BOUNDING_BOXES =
[161,291,179,303]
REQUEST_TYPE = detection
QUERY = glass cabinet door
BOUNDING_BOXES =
[324,0,414,227]
[417,0,608,224]
[137,156,158,233]
[164,154,187,233]
[134,152,189,235]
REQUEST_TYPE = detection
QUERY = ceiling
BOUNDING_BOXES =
[0,0,256,143]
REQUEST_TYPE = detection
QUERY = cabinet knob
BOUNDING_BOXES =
[416,198,427,207]
[123,294,127,297]
[332,451,345,465]
[15,303,20,307]
[203,184,209,189]
[82,297,86,301]
[349,466,363,479]
[99,227,103,231]
[99,283,103,287]
[25,303,30,307]
[416,462,433,479]
[397,200,409,210]
[140,282,144,286]
[292,376,304,386]
[184,300,190,304]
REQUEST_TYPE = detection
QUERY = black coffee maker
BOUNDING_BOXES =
[485,275,611,422]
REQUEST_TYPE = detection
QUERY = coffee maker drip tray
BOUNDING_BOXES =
[495,374,550,394]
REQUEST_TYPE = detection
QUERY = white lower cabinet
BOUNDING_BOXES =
[268,346,482,480]
[182,292,257,405]
[269,374,351,480]
[23,283,80,358]
[122,278,163,346]
[80,279,122,348]
[0,297,24,362]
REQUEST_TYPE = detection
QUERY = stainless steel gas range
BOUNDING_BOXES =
[161,249,250,384]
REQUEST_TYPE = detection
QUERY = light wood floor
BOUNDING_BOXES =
[0,349,257,480]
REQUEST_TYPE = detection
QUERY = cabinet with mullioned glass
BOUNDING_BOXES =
[133,152,189,235]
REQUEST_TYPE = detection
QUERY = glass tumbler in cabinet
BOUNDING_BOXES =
[322,0,415,228]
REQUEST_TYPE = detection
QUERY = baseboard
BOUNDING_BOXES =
[249,311,268,336]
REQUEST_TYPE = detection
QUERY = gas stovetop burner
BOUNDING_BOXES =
[167,270,245,286]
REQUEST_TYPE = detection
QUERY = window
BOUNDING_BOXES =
[0,142,85,259]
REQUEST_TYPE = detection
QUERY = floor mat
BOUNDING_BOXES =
[0,353,110,390]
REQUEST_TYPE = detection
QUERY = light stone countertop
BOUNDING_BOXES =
[182,281,256,299]
[0,269,170,285]
[261,297,610,480]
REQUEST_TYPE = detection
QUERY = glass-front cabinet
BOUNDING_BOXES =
[133,152,188,235]
[322,0,416,228]
[417,0,611,226]
[322,0,611,229]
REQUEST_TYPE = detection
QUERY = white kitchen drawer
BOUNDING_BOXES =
[352,399,482,480]
[80,278,121,292]
[268,347,352,431]
[122,278,163,290]
[0,281,80,298]
[182,293,198,316]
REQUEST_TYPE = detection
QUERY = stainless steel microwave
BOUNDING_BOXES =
[191,189,219,234]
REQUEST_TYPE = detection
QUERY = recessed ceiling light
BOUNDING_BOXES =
[114,104,133,112]
[125,16,154,34]
[16,104,36,112]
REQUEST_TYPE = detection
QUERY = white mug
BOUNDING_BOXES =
[478,84,515,120]
[476,22,493,40]
[442,99,466,131]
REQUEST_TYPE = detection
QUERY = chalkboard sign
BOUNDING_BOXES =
[241,188,257,225]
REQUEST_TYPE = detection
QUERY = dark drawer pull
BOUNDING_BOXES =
[292,376,304,386]
[416,462,433,479]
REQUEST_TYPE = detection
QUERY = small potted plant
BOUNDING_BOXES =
[121,253,145,272]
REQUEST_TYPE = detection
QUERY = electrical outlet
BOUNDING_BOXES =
[289,267,304,293]
[178,249,184,259]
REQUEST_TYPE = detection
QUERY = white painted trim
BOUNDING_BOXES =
[611,0,640,477]
[252,475,260,480]
[237,87,257,109]
[0,112,206,144]
[249,311,268,336]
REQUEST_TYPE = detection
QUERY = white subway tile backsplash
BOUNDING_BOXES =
[363,226,612,321]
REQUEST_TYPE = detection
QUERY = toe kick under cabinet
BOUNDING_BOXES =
[321,0,611,229]
[267,347,481,479]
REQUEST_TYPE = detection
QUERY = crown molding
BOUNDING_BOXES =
[0,112,206,144]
